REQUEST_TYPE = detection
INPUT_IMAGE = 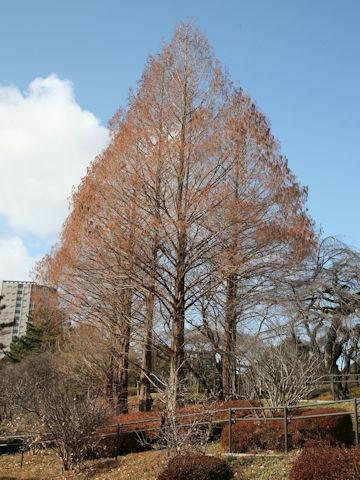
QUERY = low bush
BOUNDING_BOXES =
[96,410,161,457]
[157,454,234,480]
[95,431,149,457]
[221,418,283,453]
[221,407,354,453]
[290,446,360,480]
[289,407,354,448]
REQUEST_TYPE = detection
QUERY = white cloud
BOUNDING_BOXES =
[0,74,109,236]
[0,237,41,281]
[0,74,109,284]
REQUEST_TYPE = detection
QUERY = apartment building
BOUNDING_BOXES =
[0,280,53,358]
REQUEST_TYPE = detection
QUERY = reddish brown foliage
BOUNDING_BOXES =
[96,432,146,457]
[221,408,354,453]
[35,23,316,415]
[221,418,284,452]
[290,446,360,480]
[102,400,259,435]
[157,454,234,480]
[288,408,354,448]
[97,400,258,456]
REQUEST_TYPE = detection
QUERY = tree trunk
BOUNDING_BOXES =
[328,363,347,400]
[139,288,154,411]
[342,351,354,394]
[169,56,188,408]
[170,237,186,407]
[114,292,132,414]
[115,328,130,414]
[222,273,237,400]
[170,171,187,406]
[324,318,347,400]
[104,352,115,405]
[139,163,161,411]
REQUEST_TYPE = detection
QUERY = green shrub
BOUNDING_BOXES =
[157,454,234,480]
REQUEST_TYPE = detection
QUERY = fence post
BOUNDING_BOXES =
[115,424,120,461]
[228,408,232,454]
[354,398,359,446]
[20,448,24,469]
[284,406,288,454]
[331,375,335,401]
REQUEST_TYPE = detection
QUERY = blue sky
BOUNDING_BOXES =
[0,0,359,281]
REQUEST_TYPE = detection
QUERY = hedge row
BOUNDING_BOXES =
[97,400,258,456]
[97,404,355,456]
[221,408,354,453]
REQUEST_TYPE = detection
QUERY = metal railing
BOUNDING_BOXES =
[94,397,360,456]
[1,397,359,466]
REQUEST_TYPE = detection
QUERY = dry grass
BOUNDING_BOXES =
[2,395,358,479]
[0,445,298,480]
[225,454,297,479]
[309,384,360,401]
[0,448,168,480]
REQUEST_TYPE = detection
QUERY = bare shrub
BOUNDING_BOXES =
[138,368,217,456]
[244,340,322,409]
[97,399,260,457]
[0,353,110,471]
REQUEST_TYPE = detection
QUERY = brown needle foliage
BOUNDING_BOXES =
[35,22,315,411]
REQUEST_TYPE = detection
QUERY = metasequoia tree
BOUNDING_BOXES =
[36,150,141,413]
[187,89,315,399]
[36,23,315,409]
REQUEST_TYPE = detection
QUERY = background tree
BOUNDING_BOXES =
[279,237,360,399]
[4,318,58,363]
[3,287,65,363]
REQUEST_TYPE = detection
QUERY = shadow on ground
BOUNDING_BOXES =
[85,458,120,478]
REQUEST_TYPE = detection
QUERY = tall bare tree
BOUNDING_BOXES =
[36,22,315,408]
